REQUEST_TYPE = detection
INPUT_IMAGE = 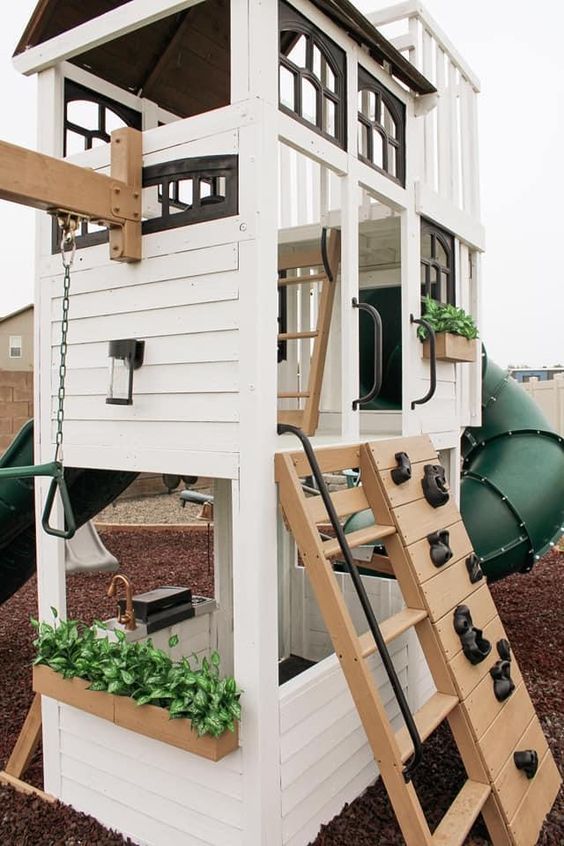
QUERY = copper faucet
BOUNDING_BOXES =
[107,574,137,631]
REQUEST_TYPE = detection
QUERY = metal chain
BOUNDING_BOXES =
[54,215,79,464]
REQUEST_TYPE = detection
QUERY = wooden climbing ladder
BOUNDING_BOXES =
[277,229,340,436]
[275,432,561,846]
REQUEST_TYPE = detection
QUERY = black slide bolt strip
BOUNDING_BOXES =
[410,315,437,409]
[277,423,424,781]
[352,298,383,410]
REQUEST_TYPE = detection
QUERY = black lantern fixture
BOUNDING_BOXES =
[106,339,145,405]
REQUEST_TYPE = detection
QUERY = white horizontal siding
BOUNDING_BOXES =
[58,420,238,452]
[282,571,420,846]
[48,242,238,296]
[53,297,238,345]
[58,705,243,846]
[59,331,238,370]
[47,241,241,464]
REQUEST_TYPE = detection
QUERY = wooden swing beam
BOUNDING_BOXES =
[0,127,142,261]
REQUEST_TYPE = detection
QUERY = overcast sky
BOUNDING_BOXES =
[0,1,562,367]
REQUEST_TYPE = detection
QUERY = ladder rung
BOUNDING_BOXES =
[359,608,427,657]
[432,780,490,846]
[278,331,319,341]
[277,391,310,398]
[322,524,396,559]
[278,272,326,286]
[395,692,459,762]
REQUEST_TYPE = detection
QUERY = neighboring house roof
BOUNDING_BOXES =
[0,304,33,324]
[14,0,435,112]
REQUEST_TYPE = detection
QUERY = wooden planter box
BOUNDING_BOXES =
[33,665,238,762]
[423,333,477,363]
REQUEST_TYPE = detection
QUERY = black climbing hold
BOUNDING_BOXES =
[391,452,411,485]
[421,464,449,508]
[514,750,539,779]
[465,553,484,584]
[427,530,453,567]
[453,605,492,665]
[490,659,515,701]
[496,638,511,662]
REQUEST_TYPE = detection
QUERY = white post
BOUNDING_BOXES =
[340,48,359,440]
[231,2,281,843]
[34,64,66,798]
[401,103,421,435]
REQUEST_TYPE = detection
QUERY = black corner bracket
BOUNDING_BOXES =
[465,552,484,584]
[391,451,411,485]
[453,605,492,665]
[421,464,449,508]
[427,529,453,568]
[514,750,539,779]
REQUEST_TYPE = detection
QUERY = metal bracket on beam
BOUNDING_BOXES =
[0,128,142,262]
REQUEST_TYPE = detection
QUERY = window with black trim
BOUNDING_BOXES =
[64,80,142,156]
[279,0,346,148]
[357,67,405,186]
[420,219,455,304]
[143,155,238,234]
[61,80,142,248]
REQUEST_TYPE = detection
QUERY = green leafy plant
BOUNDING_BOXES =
[418,296,479,341]
[32,610,241,738]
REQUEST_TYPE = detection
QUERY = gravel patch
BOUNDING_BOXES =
[96,492,213,525]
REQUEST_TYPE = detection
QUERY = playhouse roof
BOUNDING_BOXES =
[15,0,435,116]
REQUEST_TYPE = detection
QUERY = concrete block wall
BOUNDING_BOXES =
[0,370,33,451]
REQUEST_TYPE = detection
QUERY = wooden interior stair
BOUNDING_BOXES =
[277,229,340,436]
[275,433,561,846]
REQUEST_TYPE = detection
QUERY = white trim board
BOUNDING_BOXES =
[415,182,485,251]
[14,0,206,76]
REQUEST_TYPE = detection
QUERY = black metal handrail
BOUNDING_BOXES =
[410,315,437,409]
[320,226,334,282]
[352,298,383,410]
[277,422,424,781]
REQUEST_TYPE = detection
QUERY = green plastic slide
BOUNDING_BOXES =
[461,352,563,580]
[353,288,564,580]
[0,420,137,605]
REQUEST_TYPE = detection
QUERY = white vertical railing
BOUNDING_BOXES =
[368,1,481,219]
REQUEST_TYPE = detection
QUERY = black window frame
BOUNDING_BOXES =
[420,218,456,305]
[279,0,347,149]
[357,66,406,187]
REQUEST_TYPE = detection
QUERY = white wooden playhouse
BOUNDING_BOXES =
[5,0,560,845]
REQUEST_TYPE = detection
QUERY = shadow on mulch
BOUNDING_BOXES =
[0,533,562,845]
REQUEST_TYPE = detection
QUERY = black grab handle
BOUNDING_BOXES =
[352,298,383,410]
[410,315,437,409]
[41,465,77,540]
[278,423,424,782]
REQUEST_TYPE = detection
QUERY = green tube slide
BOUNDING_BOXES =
[0,420,137,605]
[461,352,563,580]
[351,288,564,581]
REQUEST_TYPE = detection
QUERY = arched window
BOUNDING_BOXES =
[420,219,455,304]
[64,80,141,157]
[357,67,405,186]
[279,1,346,148]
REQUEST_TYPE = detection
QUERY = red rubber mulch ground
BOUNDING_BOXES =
[0,531,562,845]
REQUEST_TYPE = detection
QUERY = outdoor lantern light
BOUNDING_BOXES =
[106,339,145,405]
